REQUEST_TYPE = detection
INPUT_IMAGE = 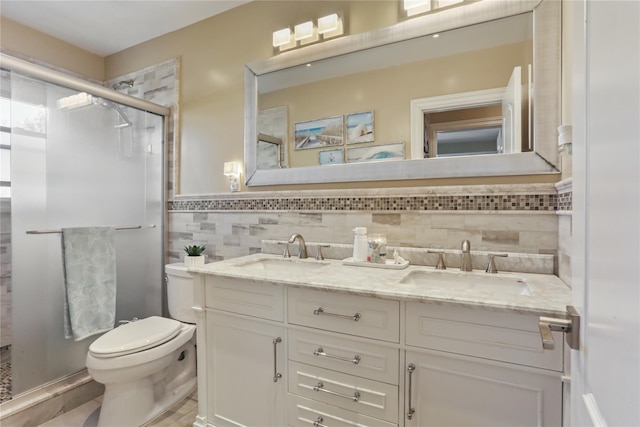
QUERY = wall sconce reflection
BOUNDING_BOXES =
[223,162,241,192]
[273,13,344,53]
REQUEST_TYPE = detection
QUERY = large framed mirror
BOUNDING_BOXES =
[244,0,560,186]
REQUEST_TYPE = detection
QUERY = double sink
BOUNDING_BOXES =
[233,256,533,297]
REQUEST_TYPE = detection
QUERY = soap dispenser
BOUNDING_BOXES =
[352,227,368,262]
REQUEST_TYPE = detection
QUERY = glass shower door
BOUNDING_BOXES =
[6,72,164,396]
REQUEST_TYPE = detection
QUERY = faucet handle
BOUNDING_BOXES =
[427,250,446,270]
[315,244,330,261]
[278,241,291,258]
[486,253,508,274]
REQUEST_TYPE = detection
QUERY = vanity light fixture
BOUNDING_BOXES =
[317,13,343,39]
[403,0,431,16]
[272,13,344,54]
[223,162,241,192]
[272,28,296,51]
[294,21,318,44]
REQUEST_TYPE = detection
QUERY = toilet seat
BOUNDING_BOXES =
[89,316,182,358]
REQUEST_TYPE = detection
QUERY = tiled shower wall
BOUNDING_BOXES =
[168,184,572,284]
[106,58,180,199]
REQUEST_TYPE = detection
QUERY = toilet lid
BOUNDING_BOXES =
[89,316,182,358]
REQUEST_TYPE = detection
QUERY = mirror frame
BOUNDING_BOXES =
[244,0,559,186]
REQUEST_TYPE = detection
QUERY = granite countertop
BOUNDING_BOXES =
[189,253,572,317]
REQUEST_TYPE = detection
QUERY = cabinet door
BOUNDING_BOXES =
[206,311,285,427]
[404,350,562,427]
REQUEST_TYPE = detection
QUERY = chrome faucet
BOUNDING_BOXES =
[288,233,308,259]
[460,240,472,271]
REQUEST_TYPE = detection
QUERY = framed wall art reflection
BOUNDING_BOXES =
[319,148,344,165]
[346,111,374,144]
[294,116,344,150]
[347,142,405,163]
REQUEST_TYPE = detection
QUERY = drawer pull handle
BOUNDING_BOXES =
[313,307,361,322]
[407,363,416,420]
[273,337,282,382]
[313,416,328,427]
[313,347,361,364]
[313,381,361,402]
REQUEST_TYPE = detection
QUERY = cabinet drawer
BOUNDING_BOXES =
[406,302,563,371]
[289,329,399,384]
[288,394,397,427]
[288,288,399,343]
[288,361,398,423]
[205,276,284,321]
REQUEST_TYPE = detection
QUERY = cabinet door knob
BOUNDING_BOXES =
[313,416,328,427]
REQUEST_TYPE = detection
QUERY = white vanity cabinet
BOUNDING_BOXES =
[194,268,566,427]
[202,277,286,427]
[404,302,564,427]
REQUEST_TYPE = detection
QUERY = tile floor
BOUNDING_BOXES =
[0,359,11,404]
[36,390,198,427]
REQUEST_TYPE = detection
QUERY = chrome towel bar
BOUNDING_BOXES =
[26,225,154,234]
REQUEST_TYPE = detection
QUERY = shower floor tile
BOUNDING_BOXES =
[0,359,11,403]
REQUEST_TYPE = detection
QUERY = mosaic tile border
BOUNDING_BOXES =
[169,193,569,212]
[557,191,572,211]
[555,178,573,211]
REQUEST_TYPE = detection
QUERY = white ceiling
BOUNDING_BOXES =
[0,0,252,57]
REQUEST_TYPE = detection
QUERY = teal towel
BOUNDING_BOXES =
[61,227,116,341]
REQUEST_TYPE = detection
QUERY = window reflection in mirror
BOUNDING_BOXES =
[426,105,504,158]
[423,62,530,158]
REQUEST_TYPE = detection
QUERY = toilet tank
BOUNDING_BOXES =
[165,263,197,324]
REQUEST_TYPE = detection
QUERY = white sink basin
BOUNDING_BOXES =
[235,257,330,273]
[400,270,533,296]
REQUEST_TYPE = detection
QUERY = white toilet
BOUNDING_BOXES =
[86,263,198,427]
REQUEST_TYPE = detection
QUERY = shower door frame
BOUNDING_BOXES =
[0,53,171,407]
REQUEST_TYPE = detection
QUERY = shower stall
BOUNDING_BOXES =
[0,54,169,404]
